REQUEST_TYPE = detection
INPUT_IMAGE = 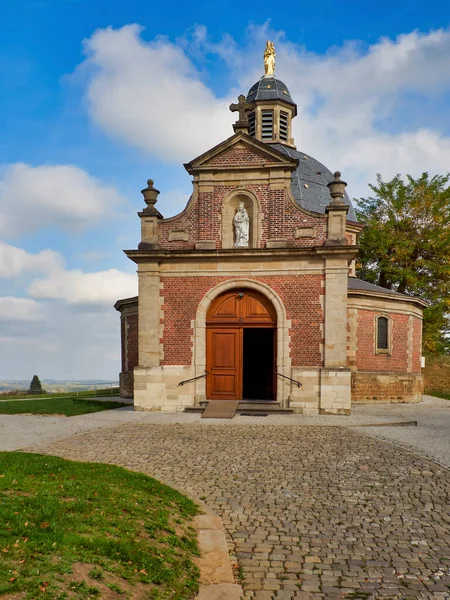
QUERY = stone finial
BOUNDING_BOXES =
[141,179,160,206]
[140,179,163,218]
[327,171,347,205]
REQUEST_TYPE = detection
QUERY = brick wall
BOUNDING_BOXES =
[351,372,422,403]
[158,186,327,250]
[118,311,138,398]
[123,312,138,372]
[208,145,273,166]
[356,310,409,372]
[157,141,329,250]
[160,275,324,366]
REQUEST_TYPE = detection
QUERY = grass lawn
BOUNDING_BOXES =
[0,398,128,417]
[0,388,120,400]
[0,452,199,599]
[425,389,450,400]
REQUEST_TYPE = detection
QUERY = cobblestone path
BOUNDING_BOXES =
[28,424,450,599]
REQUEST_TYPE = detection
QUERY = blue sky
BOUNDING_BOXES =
[1,0,450,380]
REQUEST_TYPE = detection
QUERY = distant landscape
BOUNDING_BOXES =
[0,380,119,394]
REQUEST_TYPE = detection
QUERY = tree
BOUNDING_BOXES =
[29,375,44,394]
[356,172,450,355]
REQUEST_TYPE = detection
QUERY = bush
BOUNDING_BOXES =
[28,375,45,394]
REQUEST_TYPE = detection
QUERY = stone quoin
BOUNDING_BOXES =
[114,45,426,414]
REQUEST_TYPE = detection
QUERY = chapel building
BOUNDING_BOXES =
[115,44,426,415]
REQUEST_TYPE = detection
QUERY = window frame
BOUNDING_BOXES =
[375,314,391,354]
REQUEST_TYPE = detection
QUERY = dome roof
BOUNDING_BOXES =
[271,144,357,221]
[246,76,296,107]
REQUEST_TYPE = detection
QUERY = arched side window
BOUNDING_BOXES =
[376,315,390,353]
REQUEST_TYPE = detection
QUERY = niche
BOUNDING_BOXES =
[221,191,260,249]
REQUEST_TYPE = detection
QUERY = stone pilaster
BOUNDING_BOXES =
[323,256,350,368]
[137,264,161,368]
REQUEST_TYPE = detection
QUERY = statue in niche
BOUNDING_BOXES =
[233,202,250,247]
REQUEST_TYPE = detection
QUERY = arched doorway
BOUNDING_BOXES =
[206,288,277,401]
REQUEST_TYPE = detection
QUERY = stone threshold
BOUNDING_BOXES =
[193,513,243,599]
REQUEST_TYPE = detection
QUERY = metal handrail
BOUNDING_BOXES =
[273,371,302,387]
[178,371,209,387]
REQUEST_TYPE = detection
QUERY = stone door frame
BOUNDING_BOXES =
[193,279,292,406]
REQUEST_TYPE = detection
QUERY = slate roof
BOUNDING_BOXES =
[246,76,296,107]
[348,277,407,297]
[271,144,357,221]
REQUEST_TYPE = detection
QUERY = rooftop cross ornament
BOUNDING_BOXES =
[264,40,276,76]
[229,94,254,122]
[229,94,255,133]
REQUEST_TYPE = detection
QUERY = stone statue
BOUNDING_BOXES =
[233,202,250,247]
[264,41,276,76]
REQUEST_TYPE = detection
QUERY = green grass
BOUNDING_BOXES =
[424,389,450,400]
[0,387,120,400]
[0,398,128,416]
[0,452,200,599]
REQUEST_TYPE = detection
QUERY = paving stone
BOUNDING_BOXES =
[28,423,450,599]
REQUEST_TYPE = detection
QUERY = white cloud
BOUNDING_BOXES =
[80,24,234,162]
[0,163,125,238]
[0,304,122,380]
[77,24,450,198]
[0,297,44,322]
[251,28,450,195]
[0,242,63,278]
[28,268,137,305]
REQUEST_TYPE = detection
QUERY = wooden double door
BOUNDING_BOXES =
[206,289,277,401]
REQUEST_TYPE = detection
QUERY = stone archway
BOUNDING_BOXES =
[192,279,292,406]
[206,288,277,401]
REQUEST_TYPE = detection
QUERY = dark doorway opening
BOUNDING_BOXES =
[243,328,275,401]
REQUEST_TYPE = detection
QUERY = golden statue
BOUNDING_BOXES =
[264,41,276,76]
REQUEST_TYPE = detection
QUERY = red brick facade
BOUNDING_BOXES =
[356,310,409,372]
[157,142,328,250]
[351,372,422,403]
[158,186,327,250]
[116,122,425,409]
[116,303,138,399]
[122,312,138,373]
[160,275,324,367]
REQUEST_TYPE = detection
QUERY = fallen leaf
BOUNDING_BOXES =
[40,522,50,529]
[9,577,17,583]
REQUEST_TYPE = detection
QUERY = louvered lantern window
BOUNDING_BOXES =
[248,112,256,137]
[279,111,288,141]
[261,110,274,139]
[377,316,389,350]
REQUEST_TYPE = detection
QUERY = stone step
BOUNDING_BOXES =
[184,401,293,415]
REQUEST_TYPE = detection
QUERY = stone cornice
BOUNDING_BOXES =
[124,245,359,264]
[114,296,138,311]
[348,288,428,310]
